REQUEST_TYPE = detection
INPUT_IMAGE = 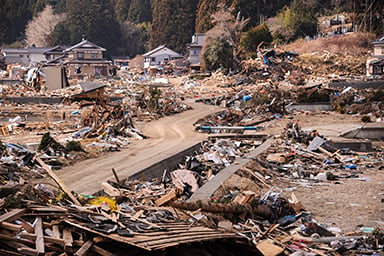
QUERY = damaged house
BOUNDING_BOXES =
[366,36,384,76]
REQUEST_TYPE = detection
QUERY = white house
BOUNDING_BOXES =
[1,46,50,66]
[142,45,182,70]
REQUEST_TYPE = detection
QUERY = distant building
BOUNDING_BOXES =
[186,34,205,71]
[47,39,111,78]
[366,36,384,76]
[1,46,50,66]
[143,45,182,74]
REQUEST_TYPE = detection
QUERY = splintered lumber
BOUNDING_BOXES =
[170,201,272,219]
[74,239,93,256]
[35,156,81,206]
[34,217,45,254]
[155,188,178,206]
[0,209,26,224]
[52,225,61,239]
[17,247,39,256]
[63,228,73,248]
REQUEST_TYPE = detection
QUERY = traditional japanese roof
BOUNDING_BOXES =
[64,39,106,52]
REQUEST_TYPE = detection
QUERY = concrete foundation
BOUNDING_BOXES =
[330,138,373,152]
[342,123,384,140]
[286,102,333,111]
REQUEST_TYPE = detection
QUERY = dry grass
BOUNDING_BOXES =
[285,32,375,55]
[283,33,375,76]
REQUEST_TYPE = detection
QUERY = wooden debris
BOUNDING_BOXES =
[34,156,81,206]
[34,217,45,254]
[155,188,179,206]
[74,239,93,256]
[256,239,284,256]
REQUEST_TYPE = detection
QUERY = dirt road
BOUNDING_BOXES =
[56,100,221,195]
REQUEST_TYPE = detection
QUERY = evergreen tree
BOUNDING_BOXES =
[128,0,152,24]
[118,22,149,57]
[0,0,35,45]
[150,0,198,53]
[240,23,272,57]
[115,0,131,24]
[61,0,122,55]
[273,0,318,42]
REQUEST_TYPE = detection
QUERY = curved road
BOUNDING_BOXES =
[56,100,221,195]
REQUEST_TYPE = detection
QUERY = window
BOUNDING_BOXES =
[192,50,198,56]
[77,52,84,59]
[91,53,98,59]
[381,47,384,55]
[151,57,156,62]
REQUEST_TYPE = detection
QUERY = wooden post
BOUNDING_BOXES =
[35,156,81,206]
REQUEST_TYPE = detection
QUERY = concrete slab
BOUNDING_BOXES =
[189,137,273,202]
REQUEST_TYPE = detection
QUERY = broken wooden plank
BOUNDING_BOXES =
[63,228,73,248]
[155,188,178,206]
[34,217,45,254]
[74,239,93,256]
[0,222,22,232]
[35,156,81,206]
[101,181,120,197]
[0,209,26,224]
[52,225,61,239]
[20,219,34,233]
[17,247,38,256]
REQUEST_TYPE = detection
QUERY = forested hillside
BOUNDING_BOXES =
[0,0,383,58]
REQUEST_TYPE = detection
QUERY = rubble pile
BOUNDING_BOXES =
[330,87,384,116]
[240,49,309,85]
[1,133,383,255]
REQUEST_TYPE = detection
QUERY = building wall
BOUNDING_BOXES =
[373,45,384,56]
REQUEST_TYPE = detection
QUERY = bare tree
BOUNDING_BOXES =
[210,5,250,58]
[25,5,66,47]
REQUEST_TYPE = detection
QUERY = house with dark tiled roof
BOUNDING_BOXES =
[44,39,111,77]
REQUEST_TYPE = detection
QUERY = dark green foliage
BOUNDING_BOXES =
[274,0,318,42]
[50,21,71,45]
[361,116,372,123]
[150,0,198,53]
[118,22,149,57]
[65,140,84,153]
[231,0,290,29]
[0,0,35,44]
[202,35,233,71]
[195,0,222,33]
[38,132,65,153]
[241,23,272,57]
[59,0,122,56]
[115,0,131,24]
[368,90,384,102]
[148,86,162,110]
[128,0,152,24]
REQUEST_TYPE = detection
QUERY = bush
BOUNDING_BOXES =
[241,24,273,57]
[65,141,84,153]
